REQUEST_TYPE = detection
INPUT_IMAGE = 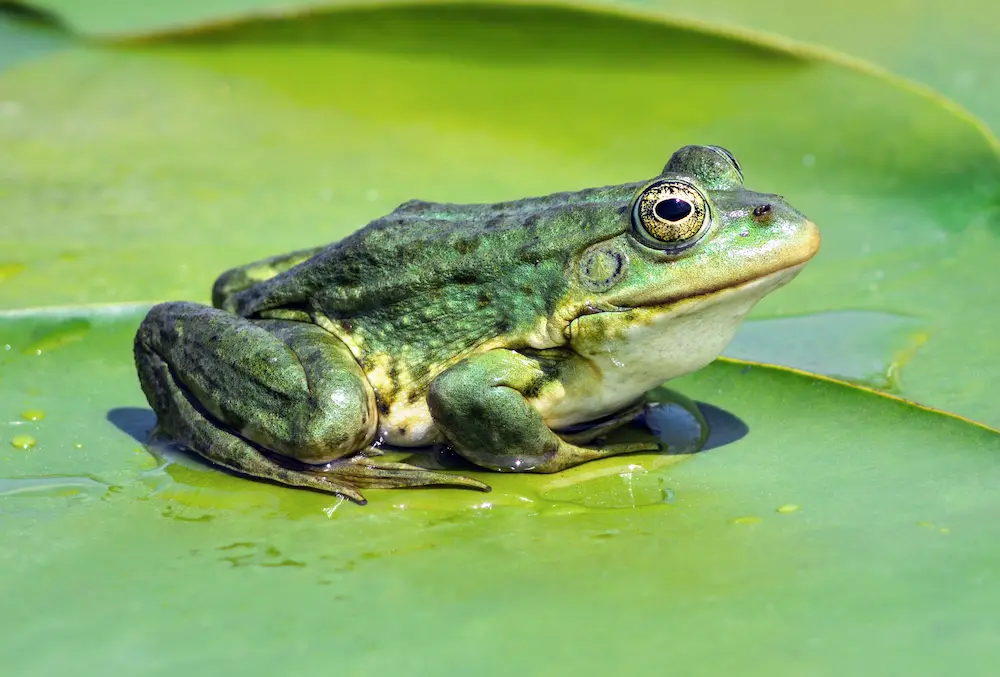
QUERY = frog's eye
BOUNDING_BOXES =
[631,180,710,252]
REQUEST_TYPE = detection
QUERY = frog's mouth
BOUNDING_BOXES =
[657,260,810,311]
[575,260,810,322]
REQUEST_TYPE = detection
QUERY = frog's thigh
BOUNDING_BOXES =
[427,349,656,473]
[135,302,376,464]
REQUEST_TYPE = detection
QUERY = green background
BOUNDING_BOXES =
[1,2,998,674]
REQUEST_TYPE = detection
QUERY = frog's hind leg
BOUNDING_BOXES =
[211,246,325,310]
[134,302,488,503]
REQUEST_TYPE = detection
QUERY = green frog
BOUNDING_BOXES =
[134,145,820,504]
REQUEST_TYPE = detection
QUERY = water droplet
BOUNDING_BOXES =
[323,498,346,518]
[20,409,45,422]
[776,503,800,514]
[366,188,380,201]
[732,516,762,525]
[801,154,816,168]
[11,435,37,449]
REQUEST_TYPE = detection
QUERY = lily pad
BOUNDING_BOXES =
[1,306,998,675]
[727,311,929,392]
[17,0,1000,140]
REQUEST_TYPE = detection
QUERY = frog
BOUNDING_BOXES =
[134,145,820,504]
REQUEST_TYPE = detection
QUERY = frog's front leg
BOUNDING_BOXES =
[427,349,659,473]
[134,302,487,503]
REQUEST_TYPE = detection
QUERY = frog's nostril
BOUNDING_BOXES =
[752,204,773,222]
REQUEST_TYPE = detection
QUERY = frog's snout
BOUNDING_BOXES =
[797,218,822,262]
[754,197,821,264]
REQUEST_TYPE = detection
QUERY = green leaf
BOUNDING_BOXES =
[2,305,998,675]
[639,0,1000,138]
[1,5,998,425]
[17,0,1000,140]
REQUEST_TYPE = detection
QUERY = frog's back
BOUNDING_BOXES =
[228,185,638,318]
[223,184,637,388]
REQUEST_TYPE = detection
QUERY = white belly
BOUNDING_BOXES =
[377,397,442,447]
[540,268,801,429]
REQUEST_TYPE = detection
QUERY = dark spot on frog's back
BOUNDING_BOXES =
[453,270,479,285]
[453,238,480,255]
[517,243,543,264]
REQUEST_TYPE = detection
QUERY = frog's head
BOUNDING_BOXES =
[562,144,820,382]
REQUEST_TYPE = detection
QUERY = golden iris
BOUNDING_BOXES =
[632,181,709,249]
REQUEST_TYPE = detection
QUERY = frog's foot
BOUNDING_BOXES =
[554,399,648,446]
[320,456,490,492]
[529,439,661,474]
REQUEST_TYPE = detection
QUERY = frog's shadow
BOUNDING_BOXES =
[105,403,747,460]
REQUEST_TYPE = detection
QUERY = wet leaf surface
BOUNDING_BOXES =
[1,307,998,675]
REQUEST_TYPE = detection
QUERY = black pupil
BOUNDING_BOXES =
[654,198,692,222]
